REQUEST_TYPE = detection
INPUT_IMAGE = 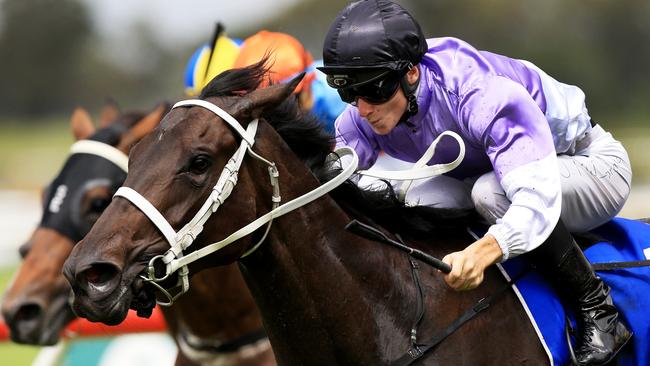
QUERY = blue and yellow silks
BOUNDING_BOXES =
[184,34,242,97]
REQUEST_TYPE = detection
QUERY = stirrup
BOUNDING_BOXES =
[565,314,633,366]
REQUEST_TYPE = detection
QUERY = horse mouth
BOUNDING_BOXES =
[70,281,133,325]
[129,276,157,318]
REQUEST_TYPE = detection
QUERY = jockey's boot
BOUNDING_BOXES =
[527,219,632,366]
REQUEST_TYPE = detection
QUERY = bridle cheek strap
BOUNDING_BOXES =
[113,100,267,305]
[111,99,356,307]
[114,118,258,259]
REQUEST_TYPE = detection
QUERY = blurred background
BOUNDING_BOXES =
[0,0,649,364]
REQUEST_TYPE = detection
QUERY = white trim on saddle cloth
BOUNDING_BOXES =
[471,218,650,366]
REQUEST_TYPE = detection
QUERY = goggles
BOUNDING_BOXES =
[327,69,405,105]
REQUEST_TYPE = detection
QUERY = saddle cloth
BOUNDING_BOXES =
[480,217,650,366]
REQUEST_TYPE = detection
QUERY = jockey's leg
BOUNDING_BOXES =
[526,219,631,366]
[471,125,633,365]
[403,175,474,209]
[554,125,632,232]
[471,124,631,231]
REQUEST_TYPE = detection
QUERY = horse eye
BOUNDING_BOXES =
[189,156,212,175]
[89,197,111,213]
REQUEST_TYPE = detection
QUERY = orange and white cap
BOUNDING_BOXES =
[233,30,315,93]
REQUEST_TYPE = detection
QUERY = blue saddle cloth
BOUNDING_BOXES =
[498,217,650,365]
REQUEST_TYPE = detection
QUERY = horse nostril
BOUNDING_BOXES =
[80,262,120,291]
[11,302,43,324]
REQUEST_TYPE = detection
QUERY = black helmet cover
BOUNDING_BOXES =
[318,0,427,77]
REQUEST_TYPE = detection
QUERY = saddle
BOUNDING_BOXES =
[475,217,650,366]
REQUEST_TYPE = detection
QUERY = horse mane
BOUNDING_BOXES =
[200,59,333,169]
[199,62,473,237]
[200,60,269,99]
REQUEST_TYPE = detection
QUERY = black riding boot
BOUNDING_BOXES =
[526,220,632,366]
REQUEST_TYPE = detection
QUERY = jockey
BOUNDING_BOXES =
[185,28,345,134]
[318,1,632,365]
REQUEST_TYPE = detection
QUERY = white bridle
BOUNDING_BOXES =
[112,99,465,306]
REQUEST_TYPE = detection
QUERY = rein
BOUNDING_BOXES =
[113,98,466,306]
[356,129,465,201]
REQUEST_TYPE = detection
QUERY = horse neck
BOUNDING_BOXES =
[209,127,545,364]
[213,123,547,364]
[235,132,423,364]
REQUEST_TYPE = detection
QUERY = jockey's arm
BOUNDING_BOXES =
[442,234,503,290]
[443,76,562,291]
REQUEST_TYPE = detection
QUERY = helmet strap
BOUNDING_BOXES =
[399,65,420,122]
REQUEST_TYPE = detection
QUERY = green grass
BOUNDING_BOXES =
[0,266,41,365]
[0,119,73,190]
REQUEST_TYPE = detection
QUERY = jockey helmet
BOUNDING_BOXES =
[317,0,426,114]
[317,0,427,80]
[234,30,315,94]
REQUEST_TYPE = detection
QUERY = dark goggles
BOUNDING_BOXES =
[327,69,404,105]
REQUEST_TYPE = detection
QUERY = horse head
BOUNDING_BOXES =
[1,102,166,344]
[62,62,311,325]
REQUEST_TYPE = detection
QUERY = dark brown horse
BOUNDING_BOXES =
[2,102,274,366]
[63,64,548,365]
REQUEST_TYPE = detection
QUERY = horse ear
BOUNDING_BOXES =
[70,107,96,140]
[231,72,305,121]
[116,103,167,153]
[99,98,121,128]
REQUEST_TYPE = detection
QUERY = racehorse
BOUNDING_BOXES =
[1,102,275,366]
[63,63,549,364]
